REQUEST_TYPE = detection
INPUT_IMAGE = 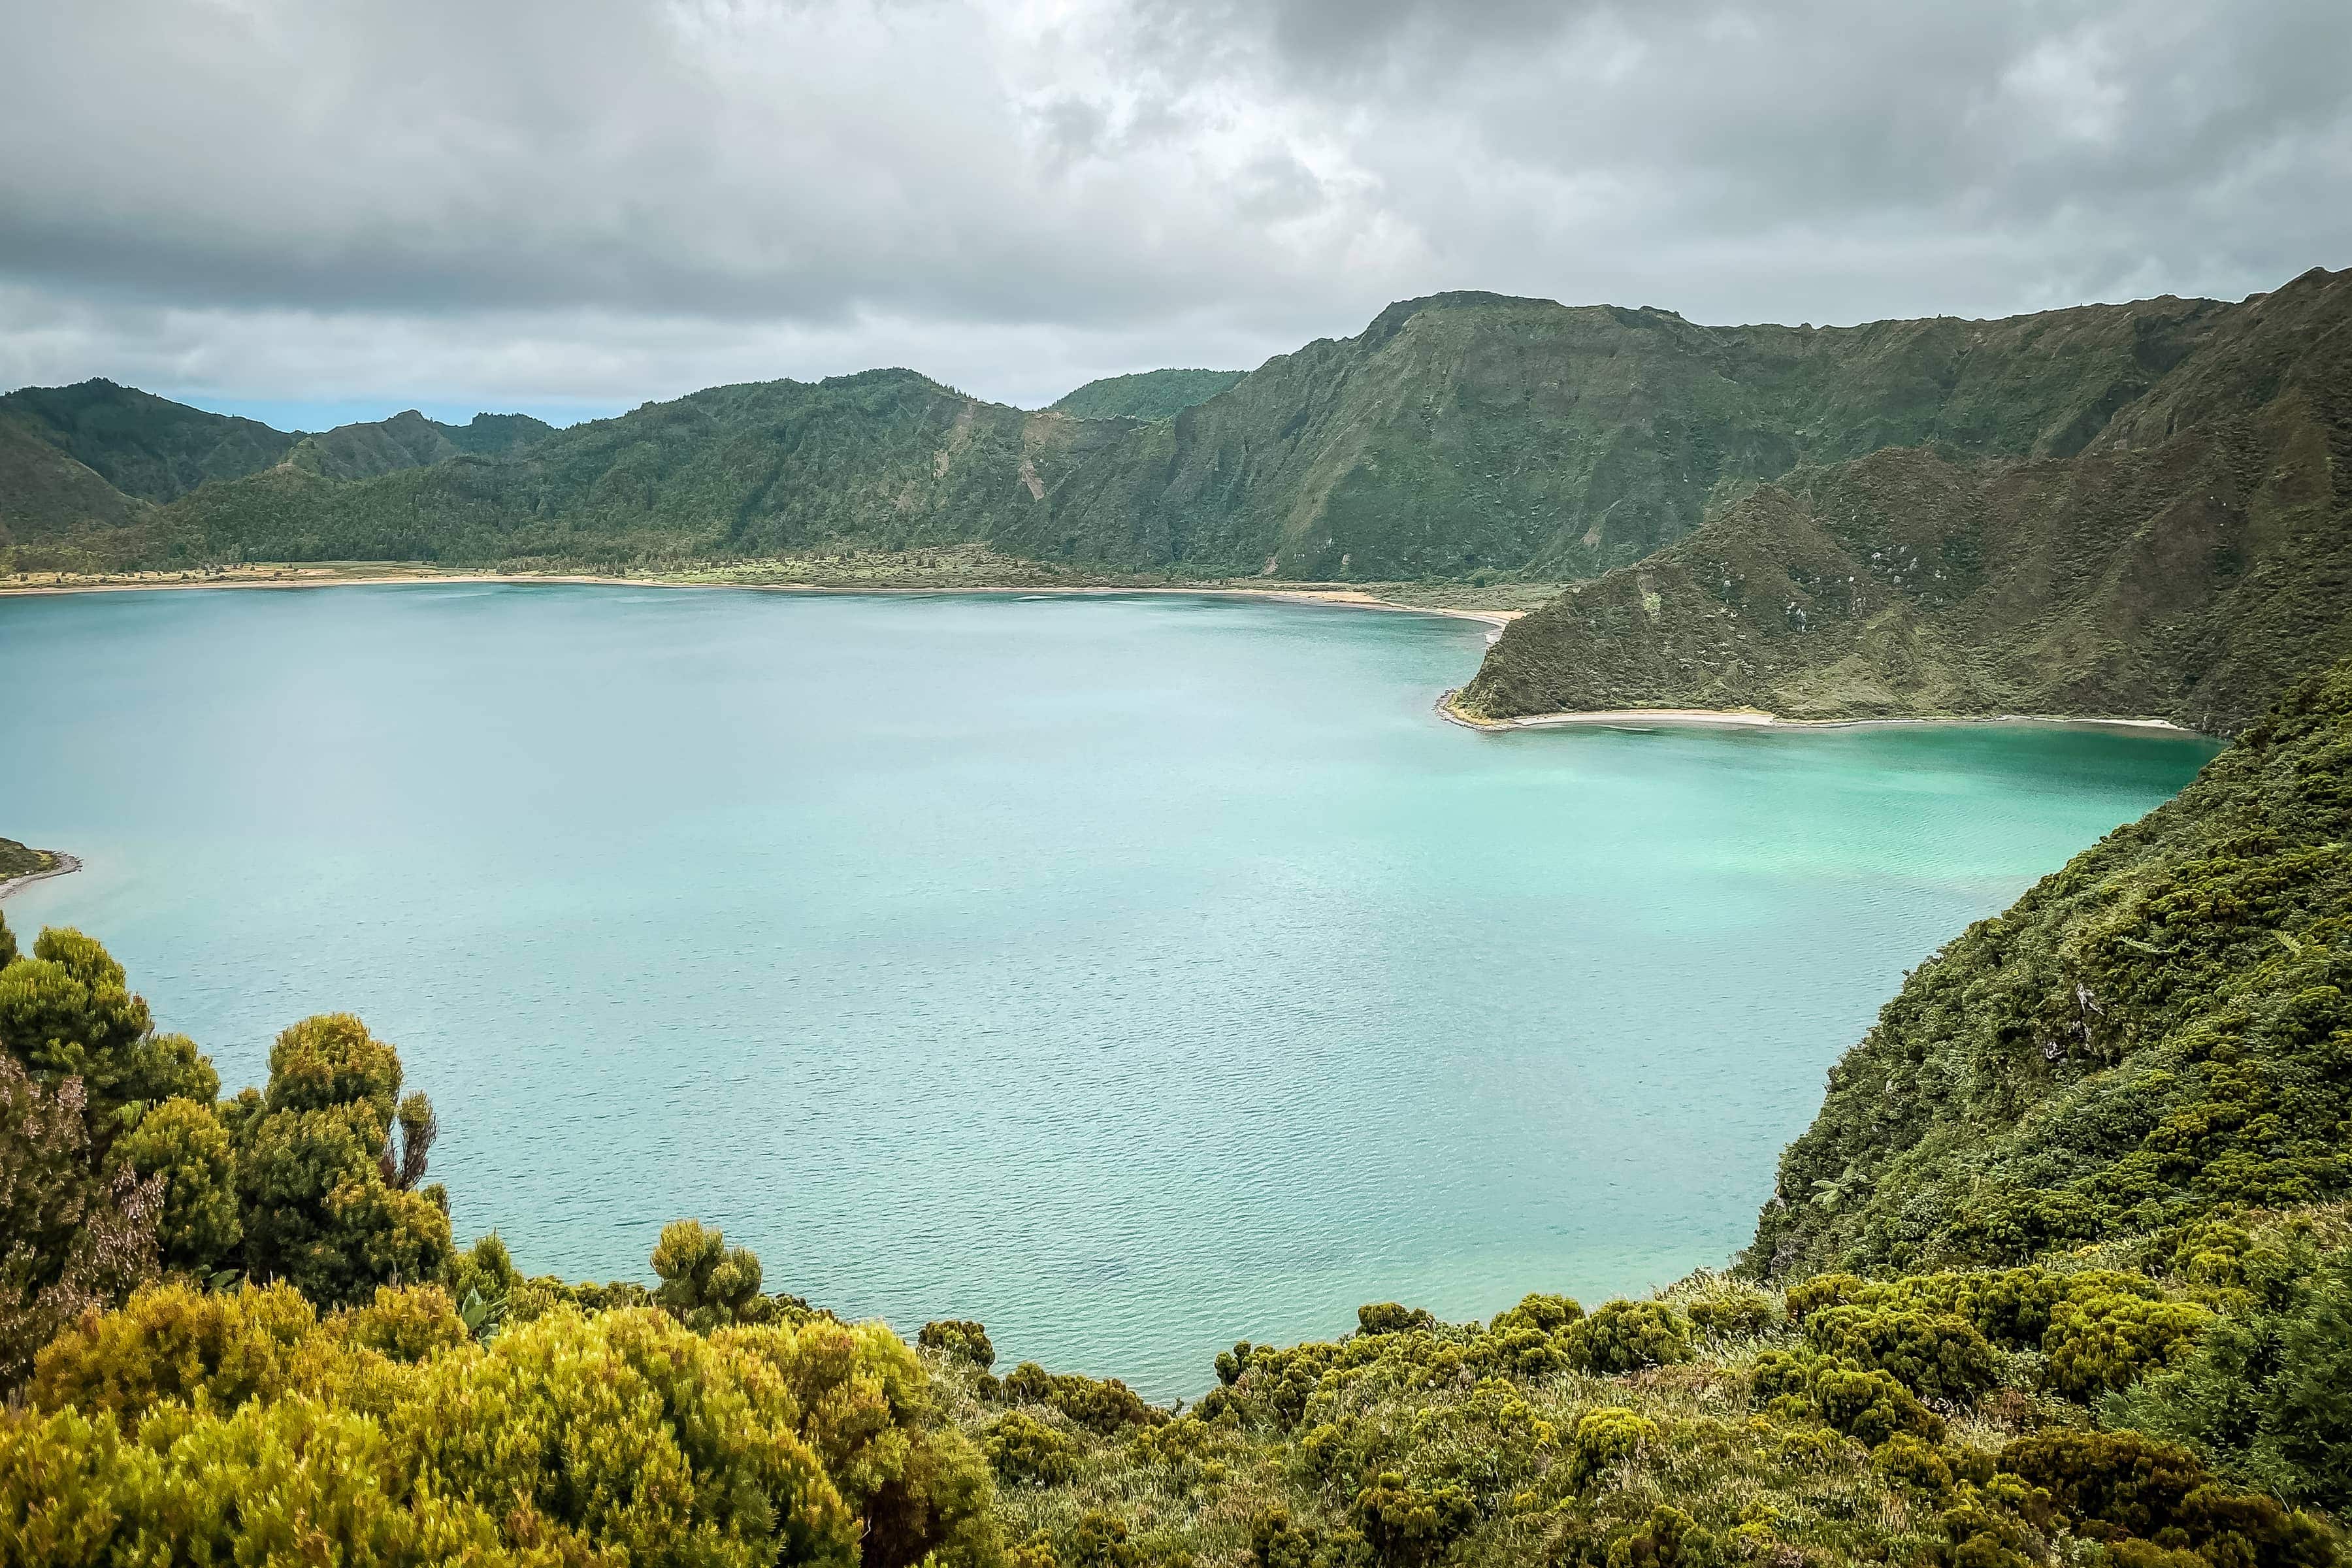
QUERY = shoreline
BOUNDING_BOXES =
[1436,691,2206,738]
[0,567,1520,631]
[0,850,82,902]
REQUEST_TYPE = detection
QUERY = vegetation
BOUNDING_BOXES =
[1456,267,2352,734]
[0,839,56,884]
[1746,653,2352,1280]
[5,631,2352,1563]
[5,276,2292,596]
[1048,370,1248,422]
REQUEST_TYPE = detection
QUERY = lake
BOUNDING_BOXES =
[0,584,2219,1396]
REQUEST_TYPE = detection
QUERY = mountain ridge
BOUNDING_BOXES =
[3,280,2260,585]
[1455,265,2352,735]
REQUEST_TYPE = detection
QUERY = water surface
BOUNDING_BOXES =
[0,586,2218,1394]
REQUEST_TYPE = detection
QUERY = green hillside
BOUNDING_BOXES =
[284,409,553,481]
[0,379,297,504]
[4,281,2258,585]
[147,370,1125,566]
[1048,368,1247,421]
[1456,267,2352,734]
[1750,654,2352,1279]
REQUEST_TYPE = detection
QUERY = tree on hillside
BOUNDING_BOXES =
[231,1013,452,1305]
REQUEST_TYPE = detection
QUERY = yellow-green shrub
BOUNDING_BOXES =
[1569,1406,1660,1486]
[1799,1305,2001,1400]
[1569,1301,1691,1374]
[987,1411,1080,1486]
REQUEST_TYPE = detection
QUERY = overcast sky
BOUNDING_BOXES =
[2,0,2345,429]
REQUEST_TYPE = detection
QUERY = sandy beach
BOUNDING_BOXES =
[1437,692,2199,736]
[0,851,81,902]
[0,566,1523,631]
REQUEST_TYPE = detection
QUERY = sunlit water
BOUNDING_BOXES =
[0,585,2217,1395]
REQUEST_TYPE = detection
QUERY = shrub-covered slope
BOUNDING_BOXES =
[1749,653,2352,1281]
[1049,369,1247,421]
[1457,267,2352,733]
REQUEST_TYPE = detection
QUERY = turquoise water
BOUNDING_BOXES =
[0,585,2217,1396]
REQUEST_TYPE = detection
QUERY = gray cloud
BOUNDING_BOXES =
[0,0,2343,421]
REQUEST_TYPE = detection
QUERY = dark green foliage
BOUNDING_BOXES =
[987,1411,1081,1486]
[1750,656,2352,1280]
[0,926,217,1136]
[1997,1429,2337,1568]
[2112,1226,2352,1511]
[1461,266,2352,731]
[1048,369,1246,422]
[0,909,14,970]
[1678,1289,1773,1344]
[0,379,295,504]
[1606,1505,1722,1567]
[284,408,551,481]
[922,1318,998,1369]
[1568,1299,1691,1374]
[1568,1405,1661,1485]
[112,1097,240,1275]
[1252,1506,1371,1568]
[1003,1362,1169,1435]
[1800,1305,2001,1401]
[1350,1470,1477,1567]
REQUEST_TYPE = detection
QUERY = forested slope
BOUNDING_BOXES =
[1751,653,2352,1279]
[1456,266,2352,734]
[5,281,2251,583]
[1049,368,1245,421]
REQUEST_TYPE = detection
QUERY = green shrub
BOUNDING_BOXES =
[2111,1235,2352,1511]
[921,1318,997,1369]
[1682,1290,1776,1344]
[1490,1292,1582,1334]
[1751,1349,1944,1446]
[233,1013,451,1309]
[1801,1305,2001,1401]
[1477,1324,1575,1379]
[1252,1505,1371,1568]
[1356,1303,1439,1337]
[30,1280,318,1417]
[650,1217,766,1330]
[985,1411,1079,1486]
[1570,1405,1660,1486]
[111,1098,239,1276]
[1350,1471,1476,1567]
[1997,1429,2336,1568]
[1606,1505,1723,1567]
[1569,1300,1691,1374]
[1003,1362,1168,1434]
[2041,1291,2209,1399]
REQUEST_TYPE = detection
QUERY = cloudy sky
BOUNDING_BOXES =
[2,0,2345,429]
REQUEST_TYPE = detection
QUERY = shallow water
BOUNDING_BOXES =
[1,585,2217,1395]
